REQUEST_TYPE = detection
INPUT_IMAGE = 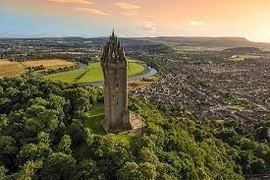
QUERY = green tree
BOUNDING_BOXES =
[36,110,59,132]
[17,160,43,180]
[37,142,53,160]
[0,166,8,180]
[41,152,76,180]
[48,94,66,121]
[28,97,48,107]
[139,147,159,165]
[250,158,266,174]
[117,162,139,180]
[137,162,157,180]
[0,115,8,132]
[37,132,50,145]
[84,128,94,147]
[0,86,3,96]
[58,135,72,154]
[0,136,17,156]
[68,120,85,147]
[73,159,105,180]
[25,118,44,134]
[217,128,240,146]
[254,127,269,142]
[117,162,157,180]
[19,144,38,162]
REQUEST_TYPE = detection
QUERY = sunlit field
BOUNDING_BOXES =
[21,59,75,69]
[45,62,148,83]
[0,59,76,78]
[0,60,24,77]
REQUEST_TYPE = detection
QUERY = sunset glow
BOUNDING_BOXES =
[1,0,270,42]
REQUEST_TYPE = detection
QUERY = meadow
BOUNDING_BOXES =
[45,61,148,83]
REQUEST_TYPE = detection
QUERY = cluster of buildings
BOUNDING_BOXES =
[131,53,270,123]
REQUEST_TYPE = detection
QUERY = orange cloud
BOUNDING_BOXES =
[142,21,157,34]
[189,20,205,27]
[47,0,93,5]
[75,7,108,16]
[115,3,141,10]
[122,11,138,16]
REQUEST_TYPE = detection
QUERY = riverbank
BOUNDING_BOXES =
[91,66,157,87]
[44,61,157,84]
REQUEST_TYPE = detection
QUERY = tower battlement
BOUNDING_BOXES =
[101,31,126,65]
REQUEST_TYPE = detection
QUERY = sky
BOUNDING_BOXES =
[1,0,270,42]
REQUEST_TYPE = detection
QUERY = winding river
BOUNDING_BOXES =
[78,62,157,87]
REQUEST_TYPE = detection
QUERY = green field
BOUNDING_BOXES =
[45,61,148,83]
[84,104,105,134]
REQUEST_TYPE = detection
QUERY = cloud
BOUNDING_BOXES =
[142,21,157,34]
[47,0,93,5]
[114,3,141,10]
[76,7,108,16]
[122,11,138,16]
[189,20,205,27]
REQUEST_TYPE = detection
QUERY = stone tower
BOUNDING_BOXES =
[101,31,131,132]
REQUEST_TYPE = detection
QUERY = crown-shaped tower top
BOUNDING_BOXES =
[101,30,126,64]
[112,29,115,38]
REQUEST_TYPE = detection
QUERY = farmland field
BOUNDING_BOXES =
[45,61,148,83]
[21,59,75,69]
[0,59,76,78]
[0,60,24,77]
[230,55,262,61]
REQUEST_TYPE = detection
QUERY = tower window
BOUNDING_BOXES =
[117,102,118,106]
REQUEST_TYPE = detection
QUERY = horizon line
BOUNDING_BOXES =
[0,35,269,43]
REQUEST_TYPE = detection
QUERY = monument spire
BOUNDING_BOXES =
[112,29,115,38]
[100,31,131,132]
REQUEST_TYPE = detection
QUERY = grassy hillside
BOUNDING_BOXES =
[138,36,270,48]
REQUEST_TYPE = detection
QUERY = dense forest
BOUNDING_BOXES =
[0,78,269,179]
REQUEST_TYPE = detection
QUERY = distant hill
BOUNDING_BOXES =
[88,36,270,50]
[223,47,262,53]
[1,36,270,50]
[135,37,270,49]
